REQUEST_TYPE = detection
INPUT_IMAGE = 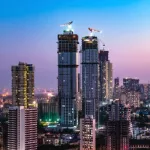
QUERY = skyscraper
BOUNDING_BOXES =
[58,30,79,128]
[106,100,130,150]
[8,62,37,150]
[99,50,113,104]
[80,36,98,150]
[12,62,34,108]
[81,35,99,118]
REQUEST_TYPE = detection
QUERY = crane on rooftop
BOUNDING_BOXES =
[60,21,73,27]
[88,27,105,49]
[88,27,102,33]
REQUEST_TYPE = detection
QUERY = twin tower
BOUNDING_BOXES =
[58,29,113,128]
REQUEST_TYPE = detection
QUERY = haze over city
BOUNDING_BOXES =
[1,0,150,90]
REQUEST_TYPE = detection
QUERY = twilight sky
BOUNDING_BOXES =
[0,0,150,90]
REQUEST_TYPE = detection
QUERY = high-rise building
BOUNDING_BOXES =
[123,78,139,92]
[8,106,37,150]
[114,77,120,99]
[106,101,130,150]
[80,36,98,150]
[80,116,96,150]
[58,30,79,128]
[99,50,113,104]
[12,62,34,108]
[81,36,99,118]
[8,62,37,150]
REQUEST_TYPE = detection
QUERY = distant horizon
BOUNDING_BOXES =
[1,0,150,89]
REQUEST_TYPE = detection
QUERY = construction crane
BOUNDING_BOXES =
[60,21,73,27]
[88,27,105,49]
[88,27,101,33]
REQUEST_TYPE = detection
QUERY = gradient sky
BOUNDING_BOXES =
[0,0,150,90]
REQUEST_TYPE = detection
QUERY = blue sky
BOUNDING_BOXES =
[0,0,150,90]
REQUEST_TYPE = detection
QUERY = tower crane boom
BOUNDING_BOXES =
[88,28,101,33]
[60,21,73,27]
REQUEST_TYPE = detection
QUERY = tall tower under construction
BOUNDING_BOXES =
[81,36,99,118]
[58,28,79,128]
[80,35,99,150]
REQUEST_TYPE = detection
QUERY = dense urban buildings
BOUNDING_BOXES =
[2,21,150,150]
[58,29,79,128]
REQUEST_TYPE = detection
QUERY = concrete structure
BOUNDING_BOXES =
[58,30,79,128]
[80,116,96,150]
[8,106,37,150]
[12,62,34,108]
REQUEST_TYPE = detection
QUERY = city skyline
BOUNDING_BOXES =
[1,0,150,90]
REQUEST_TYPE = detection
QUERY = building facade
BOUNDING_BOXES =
[8,62,37,150]
[58,30,79,128]
[8,106,37,150]
[139,84,150,101]
[38,96,59,123]
[99,50,113,104]
[12,62,34,108]
[106,101,130,150]
[123,78,139,92]
[113,77,120,99]
[80,36,98,150]
[80,116,96,150]
[120,91,140,108]
[81,36,99,118]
